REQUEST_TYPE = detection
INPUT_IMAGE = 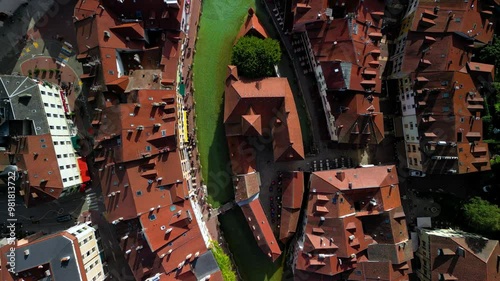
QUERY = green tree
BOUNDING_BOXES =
[463,197,500,234]
[480,37,500,81]
[231,36,281,78]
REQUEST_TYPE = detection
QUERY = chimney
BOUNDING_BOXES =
[336,171,345,181]
[256,81,262,90]
[248,7,255,17]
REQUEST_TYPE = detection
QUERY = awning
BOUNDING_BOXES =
[424,132,437,137]
[71,135,81,150]
[481,10,493,15]
[77,158,91,183]
[416,76,429,82]
[183,111,188,143]
[179,83,186,97]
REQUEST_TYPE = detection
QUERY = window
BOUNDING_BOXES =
[410,122,414,130]
[409,158,413,165]
[57,105,62,109]
[66,165,70,168]
[48,92,53,96]
[136,190,143,196]
[56,126,61,130]
[443,92,450,98]
[41,91,46,95]
[412,145,416,152]
[50,104,55,108]
[62,126,67,130]
[149,214,157,221]
[57,154,61,158]
[460,117,465,123]
[72,164,77,168]
[406,135,410,140]
[60,114,64,118]
[413,158,417,164]
[69,177,73,181]
[443,106,450,112]
[44,102,49,107]
[145,146,152,151]
[407,145,411,152]
[63,154,68,158]
[54,93,59,97]
[63,178,67,182]
[60,166,64,170]
[47,113,52,117]
[76,175,80,179]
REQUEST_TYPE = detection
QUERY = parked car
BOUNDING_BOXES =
[56,214,72,223]
[409,170,426,177]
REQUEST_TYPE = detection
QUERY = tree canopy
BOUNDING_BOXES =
[463,197,500,234]
[479,37,500,81]
[231,36,281,78]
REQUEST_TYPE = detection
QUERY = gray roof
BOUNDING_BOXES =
[0,75,49,136]
[190,250,220,280]
[12,234,83,280]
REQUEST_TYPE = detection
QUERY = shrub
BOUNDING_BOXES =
[210,241,236,281]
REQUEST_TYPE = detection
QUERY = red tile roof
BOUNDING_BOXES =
[240,198,282,261]
[420,229,500,281]
[224,67,304,162]
[74,0,182,90]
[279,172,304,242]
[401,33,472,74]
[297,166,412,279]
[330,92,385,145]
[234,171,261,202]
[410,70,491,174]
[410,2,494,44]
[236,8,269,41]
[10,135,65,204]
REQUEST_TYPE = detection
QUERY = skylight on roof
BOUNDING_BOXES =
[170,205,176,212]
[149,214,157,221]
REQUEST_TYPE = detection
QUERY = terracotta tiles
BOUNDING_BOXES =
[296,166,412,279]
[279,172,304,242]
[240,198,282,261]
[236,8,269,41]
